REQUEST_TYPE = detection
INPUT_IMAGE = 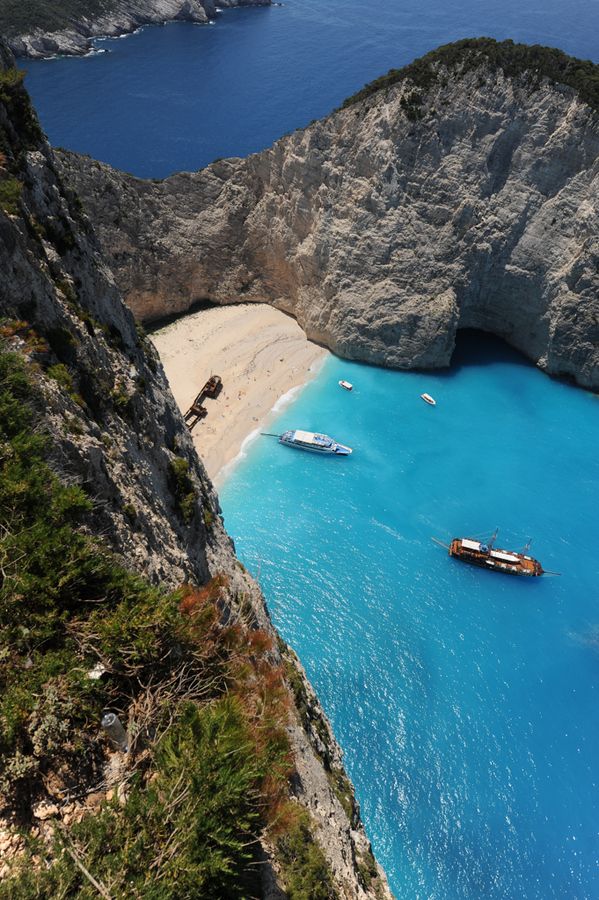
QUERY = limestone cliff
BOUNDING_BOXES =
[61,39,599,390]
[4,0,270,60]
[0,43,389,899]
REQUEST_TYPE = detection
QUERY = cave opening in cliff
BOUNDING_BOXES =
[450,329,534,375]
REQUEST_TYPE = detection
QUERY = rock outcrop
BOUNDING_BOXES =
[61,39,599,390]
[0,42,389,898]
[5,0,270,59]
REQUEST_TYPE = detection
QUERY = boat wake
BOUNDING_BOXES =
[369,517,407,543]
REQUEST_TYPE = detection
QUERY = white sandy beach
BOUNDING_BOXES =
[151,303,328,484]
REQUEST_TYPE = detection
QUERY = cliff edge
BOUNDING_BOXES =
[0,41,390,899]
[61,38,599,390]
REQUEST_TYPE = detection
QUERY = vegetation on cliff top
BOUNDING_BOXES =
[341,37,599,112]
[0,0,114,39]
[0,344,337,898]
[0,67,43,216]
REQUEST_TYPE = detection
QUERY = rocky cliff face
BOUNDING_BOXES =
[6,0,270,59]
[0,43,389,899]
[61,40,599,390]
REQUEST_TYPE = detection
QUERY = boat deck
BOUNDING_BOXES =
[449,538,543,576]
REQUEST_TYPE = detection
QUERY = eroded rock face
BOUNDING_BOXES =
[0,43,389,899]
[61,56,599,389]
[7,0,270,59]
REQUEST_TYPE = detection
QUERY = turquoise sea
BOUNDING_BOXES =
[21,5,599,896]
[221,334,599,899]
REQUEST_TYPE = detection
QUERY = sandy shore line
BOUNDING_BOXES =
[151,303,328,484]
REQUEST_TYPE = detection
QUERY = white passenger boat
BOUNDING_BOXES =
[279,429,352,455]
[421,393,436,406]
[339,380,353,391]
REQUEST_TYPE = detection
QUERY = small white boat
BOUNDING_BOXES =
[279,429,352,455]
[421,393,436,406]
[339,380,353,391]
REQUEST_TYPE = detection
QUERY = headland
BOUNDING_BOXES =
[3,0,270,59]
[60,39,599,392]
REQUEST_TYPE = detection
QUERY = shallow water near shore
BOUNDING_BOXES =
[220,332,599,898]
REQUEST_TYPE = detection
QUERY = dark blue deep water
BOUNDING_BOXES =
[23,0,599,178]
[22,6,599,897]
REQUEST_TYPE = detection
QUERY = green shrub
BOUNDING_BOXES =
[28,215,47,241]
[110,384,132,418]
[328,765,356,825]
[341,38,599,112]
[0,68,43,151]
[169,456,197,524]
[65,415,84,436]
[0,176,22,215]
[284,656,311,729]
[54,276,78,307]
[275,811,338,900]
[6,699,270,898]
[284,656,329,755]
[122,502,136,521]
[400,89,424,121]
[0,346,338,897]
[0,0,114,38]
[46,362,74,393]
[0,349,215,808]
[135,321,148,344]
[357,847,380,893]
[0,350,105,794]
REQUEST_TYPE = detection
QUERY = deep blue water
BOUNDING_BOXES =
[21,6,599,896]
[23,0,599,178]
[221,333,599,899]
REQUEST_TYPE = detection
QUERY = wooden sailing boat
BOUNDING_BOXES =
[433,531,558,577]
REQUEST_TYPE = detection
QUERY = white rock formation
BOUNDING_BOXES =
[61,44,599,389]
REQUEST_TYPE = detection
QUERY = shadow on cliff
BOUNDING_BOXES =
[145,298,218,333]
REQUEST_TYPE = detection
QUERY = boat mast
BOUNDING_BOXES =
[488,527,498,549]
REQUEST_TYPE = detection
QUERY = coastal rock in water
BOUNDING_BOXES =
[217,0,272,6]
[60,40,599,390]
[0,41,389,899]
[4,0,273,59]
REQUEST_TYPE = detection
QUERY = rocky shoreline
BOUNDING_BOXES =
[7,0,270,59]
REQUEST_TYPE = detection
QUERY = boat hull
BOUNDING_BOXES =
[449,538,543,576]
[279,439,352,455]
[278,430,352,455]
